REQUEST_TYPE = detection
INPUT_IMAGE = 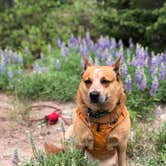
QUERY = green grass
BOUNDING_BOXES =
[127,122,166,166]
[22,150,97,166]
[19,131,98,166]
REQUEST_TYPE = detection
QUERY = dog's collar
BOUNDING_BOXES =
[87,108,109,119]
[87,99,121,119]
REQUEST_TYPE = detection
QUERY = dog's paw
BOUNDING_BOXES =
[44,142,63,154]
[86,138,94,150]
[80,133,94,150]
[106,137,119,151]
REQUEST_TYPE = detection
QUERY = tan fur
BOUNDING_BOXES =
[45,56,131,166]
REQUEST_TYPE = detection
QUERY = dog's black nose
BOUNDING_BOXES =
[89,91,100,103]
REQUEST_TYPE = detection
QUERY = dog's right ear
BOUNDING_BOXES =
[81,55,92,78]
[83,55,92,70]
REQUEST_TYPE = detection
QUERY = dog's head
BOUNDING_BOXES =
[77,56,126,111]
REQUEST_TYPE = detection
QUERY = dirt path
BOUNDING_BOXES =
[0,93,75,166]
[0,93,166,166]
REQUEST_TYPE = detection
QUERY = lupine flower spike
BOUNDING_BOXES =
[150,77,159,96]
[125,74,132,94]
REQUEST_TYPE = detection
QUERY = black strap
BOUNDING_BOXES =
[87,108,109,119]
[87,99,121,119]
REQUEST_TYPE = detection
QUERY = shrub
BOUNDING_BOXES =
[93,0,166,52]
[0,0,95,54]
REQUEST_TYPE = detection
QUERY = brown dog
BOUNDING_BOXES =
[45,56,131,166]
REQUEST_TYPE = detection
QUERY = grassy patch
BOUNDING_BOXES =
[21,150,97,166]
[15,132,98,166]
[127,122,166,165]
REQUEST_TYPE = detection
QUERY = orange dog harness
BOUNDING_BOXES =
[77,106,128,158]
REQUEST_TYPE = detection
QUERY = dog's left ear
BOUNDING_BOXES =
[112,56,121,80]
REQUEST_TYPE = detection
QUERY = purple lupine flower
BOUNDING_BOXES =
[89,41,95,52]
[155,54,162,65]
[135,67,143,84]
[150,55,156,66]
[101,48,109,62]
[0,62,6,74]
[85,32,91,46]
[8,50,13,58]
[150,65,157,76]
[33,63,40,73]
[121,63,128,77]
[79,44,88,56]
[118,39,123,48]
[150,77,158,96]
[17,55,23,65]
[150,56,158,76]
[125,74,132,94]
[131,56,136,66]
[105,57,113,66]
[162,51,166,62]
[118,47,124,62]
[159,63,166,80]
[105,36,110,48]
[57,38,62,48]
[77,36,82,45]
[110,38,117,48]
[96,49,102,61]
[8,70,14,79]
[110,48,115,57]
[129,38,134,49]
[61,43,68,57]
[69,33,77,48]
[3,50,9,64]
[12,149,19,165]
[70,33,76,43]
[55,59,61,70]
[12,54,18,63]
[144,47,149,59]
[140,74,147,91]
[135,46,145,67]
[98,36,109,50]
[126,49,132,65]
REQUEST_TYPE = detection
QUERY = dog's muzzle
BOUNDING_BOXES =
[89,91,100,103]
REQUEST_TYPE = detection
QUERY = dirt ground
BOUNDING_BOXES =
[0,93,166,166]
[0,93,75,166]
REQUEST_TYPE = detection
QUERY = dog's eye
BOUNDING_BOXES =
[101,79,111,85]
[84,79,92,85]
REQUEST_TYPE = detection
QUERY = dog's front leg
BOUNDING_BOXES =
[79,129,94,150]
[117,142,127,166]
[73,111,94,150]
